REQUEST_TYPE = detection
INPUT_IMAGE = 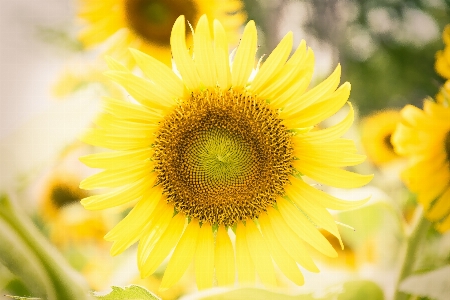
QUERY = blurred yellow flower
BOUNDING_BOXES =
[80,15,372,289]
[316,230,357,270]
[77,0,246,67]
[360,110,402,166]
[40,170,108,247]
[435,24,450,79]
[37,143,109,248]
[392,100,450,232]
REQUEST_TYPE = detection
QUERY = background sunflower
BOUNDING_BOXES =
[77,0,246,66]
[360,110,402,166]
[392,100,450,233]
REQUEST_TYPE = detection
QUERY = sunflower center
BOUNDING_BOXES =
[125,0,197,46]
[186,127,254,186]
[50,184,86,209]
[383,134,394,151]
[154,89,293,226]
[445,130,450,162]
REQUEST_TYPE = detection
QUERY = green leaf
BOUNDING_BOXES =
[0,218,55,299]
[198,288,309,300]
[0,195,91,300]
[198,280,383,300]
[399,265,450,300]
[93,285,161,300]
[337,280,384,300]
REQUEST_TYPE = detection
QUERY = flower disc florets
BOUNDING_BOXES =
[154,88,293,226]
[125,0,197,46]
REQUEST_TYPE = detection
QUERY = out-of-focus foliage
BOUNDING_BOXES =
[93,285,160,300]
[244,0,450,115]
[198,280,384,300]
[336,0,448,115]
[399,265,450,300]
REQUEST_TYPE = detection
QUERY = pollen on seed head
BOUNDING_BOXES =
[153,88,293,226]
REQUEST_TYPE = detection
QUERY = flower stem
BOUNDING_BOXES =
[0,194,91,300]
[394,207,431,300]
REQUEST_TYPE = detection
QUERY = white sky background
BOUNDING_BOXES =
[0,0,103,191]
[0,0,74,139]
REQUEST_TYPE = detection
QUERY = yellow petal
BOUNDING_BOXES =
[250,32,293,93]
[262,44,314,106]
[194,223,215,290]
[170,16,201,90]
[401,104,449,129]
[245,220,277,286]
[104,71,175,110]
[436,213,450,233]
[214,20,232,89]
[436,50,450,79]
[416,168,450,210]
[289,176,369,210]
[277,198,337,257]
[265,207,319,272]
[391,123,442,156]
[104,55,129,72]
[137,203,174,269]
[257,40,306,98]
[94,115,157,137]
[231,21,257,88]
[80,161,153,190]
[81,128,152,151]
[102,97,162,122]
[129,49,185,99]
[139,213,186,277]
[81,177,150,210]
[258,214,304,285]
[194,15,217,88]
[295,161,373,188]
[423,99,450,120]
[236,221,255,283]
[297,103,354,143]
[160,219,200,290]
[293,141,366,168]
[283,82,350,128]
[282,64,341,115]
[270,71,313,110]
[401,155,449,208]
[105,189,162,255]
[285,180,343,248]
[293,138,358,156]
[215,225,235,286]
[79,148,152,169]
[426,187,450,221]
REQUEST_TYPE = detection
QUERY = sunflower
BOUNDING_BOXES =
[360,110,402,166]
[40,171,107,247]
[392,99,450,233]
[80,15,372,289]
[435,24,450,80]
[77,0,246,67]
